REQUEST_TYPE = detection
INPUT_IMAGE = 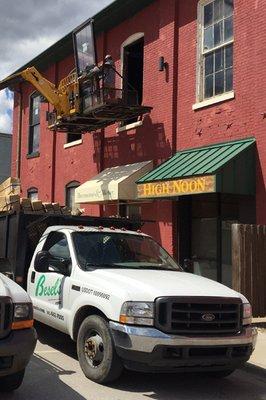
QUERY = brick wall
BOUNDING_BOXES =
[11,0,266,256]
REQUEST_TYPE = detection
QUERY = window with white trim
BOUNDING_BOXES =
[198,0,234,101]
[28,93,41,154]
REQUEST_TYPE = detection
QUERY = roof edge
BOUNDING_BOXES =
[6,0,155,79]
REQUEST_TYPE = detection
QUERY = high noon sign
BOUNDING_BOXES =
[137,175,216,199]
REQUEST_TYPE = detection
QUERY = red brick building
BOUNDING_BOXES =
[6,0,266,286]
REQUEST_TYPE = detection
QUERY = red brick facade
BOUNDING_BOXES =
[11,0,266,259]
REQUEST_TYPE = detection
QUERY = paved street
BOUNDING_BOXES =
[2,323,266,400]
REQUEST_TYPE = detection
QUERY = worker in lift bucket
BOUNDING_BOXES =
[103,55,116,100]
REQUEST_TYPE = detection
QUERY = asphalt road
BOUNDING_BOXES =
[2,323,266,400]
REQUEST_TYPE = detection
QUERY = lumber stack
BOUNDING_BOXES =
[0,177,73,215]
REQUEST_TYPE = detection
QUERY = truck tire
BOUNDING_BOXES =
[0,369,25,392]
[77,315,123,384]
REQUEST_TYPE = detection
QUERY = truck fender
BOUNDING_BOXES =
[68,295,117,341]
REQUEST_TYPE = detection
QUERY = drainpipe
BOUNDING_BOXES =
[99,31,107,217]
[51,62,58,202]
[172,0,180,260]
[100,30,107,174]
[171,0,179,156]
[16,84,23,179]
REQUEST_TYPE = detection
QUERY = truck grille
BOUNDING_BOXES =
[0,297,12,339]
[155,297,242,335]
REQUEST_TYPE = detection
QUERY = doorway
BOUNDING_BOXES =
[178,194,255,287]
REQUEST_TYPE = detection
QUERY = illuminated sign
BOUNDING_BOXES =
[137,175,216,198]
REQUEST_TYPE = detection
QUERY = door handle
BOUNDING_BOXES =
[31,271,36,283]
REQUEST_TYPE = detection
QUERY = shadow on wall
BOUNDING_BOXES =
[90,114,173,246]
[93,114,172,171]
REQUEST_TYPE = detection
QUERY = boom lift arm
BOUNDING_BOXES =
[0,19,152,133]
[0,66,70,116]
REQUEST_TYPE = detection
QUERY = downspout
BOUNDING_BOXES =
[100,31,107,174]
[171,0,179,156]
[51,62,58,202]
[172,0,180,260]
[100,31,107,217]
[16,84,23,179]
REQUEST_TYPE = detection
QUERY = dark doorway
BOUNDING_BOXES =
[123,38,144,124]
[178,193,256,287]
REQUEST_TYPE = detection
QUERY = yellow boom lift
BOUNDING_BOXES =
[0,19,152,133]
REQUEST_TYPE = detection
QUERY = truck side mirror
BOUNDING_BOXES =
[183,259,193,273]
[34,251,49,272]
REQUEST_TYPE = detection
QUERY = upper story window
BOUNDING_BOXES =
[121,33,144,126]
[198,0,234,101]
[28,93,41,155]
[66,133,82,144]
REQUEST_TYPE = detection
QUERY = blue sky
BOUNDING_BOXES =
[0,0,113,134]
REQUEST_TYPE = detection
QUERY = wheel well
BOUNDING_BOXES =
[72,306,108,341]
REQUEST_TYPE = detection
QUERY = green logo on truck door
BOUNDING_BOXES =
[35,274,62,297]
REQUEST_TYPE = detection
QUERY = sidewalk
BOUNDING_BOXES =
[246,329,266,372]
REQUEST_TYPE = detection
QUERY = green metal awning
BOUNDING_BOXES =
[137,138,256,199]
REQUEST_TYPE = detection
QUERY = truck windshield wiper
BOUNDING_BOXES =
[84,262,179,271]
[84,262,124,270]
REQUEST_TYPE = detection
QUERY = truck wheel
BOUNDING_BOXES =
[0,369,25,392]
[77,315,123,384]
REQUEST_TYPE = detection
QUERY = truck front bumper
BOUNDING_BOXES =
[0,328,37,377]
[110,322,258,372]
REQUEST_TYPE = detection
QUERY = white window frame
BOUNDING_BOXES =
[117,33,145,132]
[194,0,234,108]
[120,32,145,90]
[28,91,41,155]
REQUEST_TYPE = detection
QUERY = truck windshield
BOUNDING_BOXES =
[72,232,182,271]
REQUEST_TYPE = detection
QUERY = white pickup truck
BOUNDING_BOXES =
[0,273,37,391]
[0,213,257,383]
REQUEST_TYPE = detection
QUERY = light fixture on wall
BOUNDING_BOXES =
[158,56,167,71]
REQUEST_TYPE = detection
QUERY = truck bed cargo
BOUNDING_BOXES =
[0,211,141,286]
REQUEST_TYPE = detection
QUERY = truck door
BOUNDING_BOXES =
[28,231,72,332]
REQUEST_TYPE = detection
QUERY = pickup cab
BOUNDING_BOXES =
[0,273,37,391]
[26,224,257,383]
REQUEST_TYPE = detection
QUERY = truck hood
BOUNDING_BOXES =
[93,269,247,302]
[0,273,31,303]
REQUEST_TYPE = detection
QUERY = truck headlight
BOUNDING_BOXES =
[12,303,34,330]
[119,302,154,326]
[243,303,252,326]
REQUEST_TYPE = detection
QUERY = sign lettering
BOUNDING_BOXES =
[35,275,62,297]
[137,175,216,199]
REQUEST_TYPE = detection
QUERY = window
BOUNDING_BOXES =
[44,232,70,260]
[72,232,181,271]
[28,93,41,154]
[121,34,144,125]
[27,187,38,201]
[66,133,82,144]
[65,181,80,210]
[119,202,141,220]
[198,0,234,101]
[43,232,71,273]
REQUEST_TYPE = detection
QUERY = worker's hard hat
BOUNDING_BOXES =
[105,54,112,60]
